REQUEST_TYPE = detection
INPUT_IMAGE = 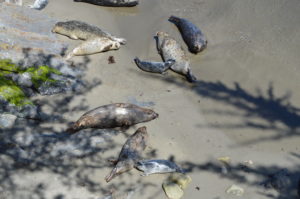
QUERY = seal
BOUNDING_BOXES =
[134,57,175,74]
[105,126,148,182]
[156,31,197,82]
[73,0,138,7]
[65,37,121,60]
[169,16,207,54]
[52,20,126,44]
[67,103,158,133]
[135,159,184,176]
[29,0,48,10]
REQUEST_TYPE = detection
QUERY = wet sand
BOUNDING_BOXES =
[4,0,300,198]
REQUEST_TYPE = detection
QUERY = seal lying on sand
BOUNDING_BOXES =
[65,37,121,60]
[169,16,207,54]
[134,57,175,74]
[105,126,148,182]
[29,0,48,10]
[73,0,138,7]
[67,103,158,133]
[135,159,184,176]
[156,31,197,82]
[52,20,126,44]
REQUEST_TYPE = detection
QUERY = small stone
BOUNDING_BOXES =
[0,114,17,128]
[163,181,184,199]
[226,184,244,196]
[218,156,231,164]
[108,56,115,64]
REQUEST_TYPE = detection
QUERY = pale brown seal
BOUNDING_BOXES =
[52,20,126,44]
[105,126,148,182]
[65,37,121,60]
[67,103,158,133]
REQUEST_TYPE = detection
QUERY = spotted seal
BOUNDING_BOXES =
[52,20,126,44]
[65,37,121,60]
[156,31,197,82]
[105,126,148,182]
[169,16,207,54]
[73,0,138,7]
[134,57,175,74]
[135,159,184,176]
[67,103,158,133]
[29,0,48,10]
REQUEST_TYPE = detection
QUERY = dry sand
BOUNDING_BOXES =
[2,0,300,199]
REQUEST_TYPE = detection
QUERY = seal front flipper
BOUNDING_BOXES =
[186,69,197,83]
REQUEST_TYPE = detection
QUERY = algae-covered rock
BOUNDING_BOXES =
[163,181,184,199]
[0,76,32,106]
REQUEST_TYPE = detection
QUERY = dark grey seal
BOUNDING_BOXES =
[73,0,138,7]
[169,16,207,54]
[134,57,175,74]
[105,126,148,182]
[135,159,184,176]
[67,103,158,133]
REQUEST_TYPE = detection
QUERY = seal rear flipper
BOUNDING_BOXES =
[186,69,197,83]
[105,167,120,183]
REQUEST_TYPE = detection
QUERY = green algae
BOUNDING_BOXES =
[0,59,20,72]
[24,65,62,88]
[0,76,32,106]
[0,59,62,107]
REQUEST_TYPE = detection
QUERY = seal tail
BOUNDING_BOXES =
[186,69,197,83]
[168,16,181,25]
[66,122,80,134]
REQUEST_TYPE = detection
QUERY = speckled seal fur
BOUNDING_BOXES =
[52,20,126,44]
[134,57,175,74]
[136,159,184,176]
[156,31,197,82]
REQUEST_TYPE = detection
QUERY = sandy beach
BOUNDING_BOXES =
[1,0,300,198]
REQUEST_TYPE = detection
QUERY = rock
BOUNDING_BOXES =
[226,184,244,196]
[162,174,191,199]
[0,114,17,128]
[17,72,32,87]
[169,173,192,190]
[162,181,184,199]
[0,3,67,62]
[218,156,231,174]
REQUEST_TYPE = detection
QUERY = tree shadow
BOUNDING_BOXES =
[160,153,300,199]
[136,70,300,145]
[0,50,158,199]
